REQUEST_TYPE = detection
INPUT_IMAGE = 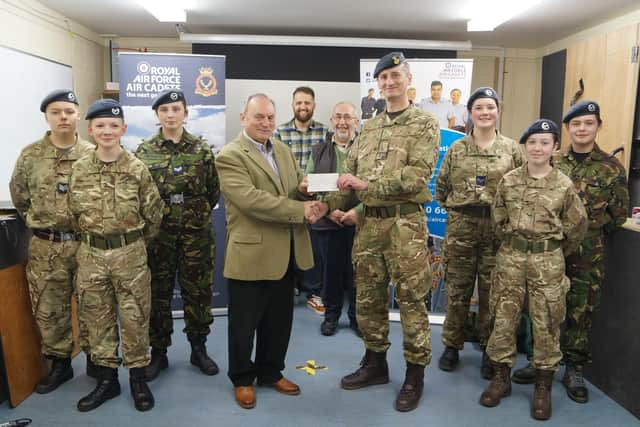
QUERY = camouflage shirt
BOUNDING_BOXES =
[10,132,94,230]
[328,107,440,210]
[435,132,523,208]
[69,149,163,240]
[555,144,629,234]
[135,129,219,229]
[493,165,588,255]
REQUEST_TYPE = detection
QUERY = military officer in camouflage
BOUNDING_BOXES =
[135,89,220,381]
[435,87,523,379]
[70,99,163,412]
[10,89,96,394]
[322,52,440,412]
[480,119,587,421]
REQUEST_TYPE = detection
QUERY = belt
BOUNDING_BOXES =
[33,229,80,242]
[506,235,561,254]
[450,205,491,218]
[162,192,201,205]
[363,203,421,218]
[82,230,143,250]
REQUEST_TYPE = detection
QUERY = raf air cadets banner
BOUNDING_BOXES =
[119,52,228,315]
[118,52,226,153]
[360,58,473,317]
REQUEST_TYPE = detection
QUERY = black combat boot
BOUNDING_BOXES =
[77,366,120,412]
[512,361,536,384]
[479,361,511,407]
[394,362,425,412]
[480,350,494,380]
[189,338,219,376]
[532,369,554,420]
[144,347,168,381]
[562,363,589,403]
[320,317,339,336]
[86,354,99,379]
[130,367,155,412]
[438,346,459,372]
[340,349,389,390]
[36,356,73,394]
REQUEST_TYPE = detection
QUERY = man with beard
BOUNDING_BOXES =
[304,101,362,337]
[274,86,330,314]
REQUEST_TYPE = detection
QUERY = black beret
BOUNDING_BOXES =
[373,52,407,79]
[466,87,499,111]
[85,99,124,120]
[40,89,78,112]
[562,100,600,123]
[519,119,559,144]
[152,89,186,110]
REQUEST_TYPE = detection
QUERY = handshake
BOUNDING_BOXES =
[303,201,328,224]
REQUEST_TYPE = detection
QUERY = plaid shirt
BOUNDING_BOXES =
[273,118,329,170]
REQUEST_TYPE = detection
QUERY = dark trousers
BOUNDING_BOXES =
[317,226,356,323]
[227,259,295,387]
[302,228,323,298]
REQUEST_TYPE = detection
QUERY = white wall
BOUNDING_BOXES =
[1,0,106,138]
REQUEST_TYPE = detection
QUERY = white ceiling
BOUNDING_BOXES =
[39,0,639,48]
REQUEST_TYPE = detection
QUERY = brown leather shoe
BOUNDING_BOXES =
[261,377,300,395]
[234,386,256,409]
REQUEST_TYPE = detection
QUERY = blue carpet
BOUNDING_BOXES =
[1,302,637,426]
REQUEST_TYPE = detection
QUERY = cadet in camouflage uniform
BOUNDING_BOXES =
[435,87,523,379]
[559,101,627,403]
[480,119,587,421]
[323,52,440,412]
[70,99,163,412]
[9,89,96,394]
[135,89,220,380]
[511,103,630,400]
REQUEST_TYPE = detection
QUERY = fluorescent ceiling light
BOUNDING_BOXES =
[139,0,186,22]
[467,0,542,32]
[179,32,472,51]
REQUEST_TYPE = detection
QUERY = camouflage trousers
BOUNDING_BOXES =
[562,233,604,365]
[75,239,151,369]
[147,226,214,348]
[487,244,569,371]
[441,210,496,349]
[353,211,432,366]
[26,236,89,358]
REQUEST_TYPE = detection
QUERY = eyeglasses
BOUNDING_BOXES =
[332,114,355,121]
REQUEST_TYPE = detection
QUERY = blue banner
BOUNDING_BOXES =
[425,128,464,239]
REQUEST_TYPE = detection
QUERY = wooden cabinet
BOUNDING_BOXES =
[0,262,47,407]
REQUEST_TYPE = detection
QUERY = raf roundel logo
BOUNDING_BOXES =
[67,93,75,101]
[111,107,120,116]
[541,121,550,131]
[485,89,493,96]
[137,62,150,74]
[170,92,179,101]
[587,103,596,112]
